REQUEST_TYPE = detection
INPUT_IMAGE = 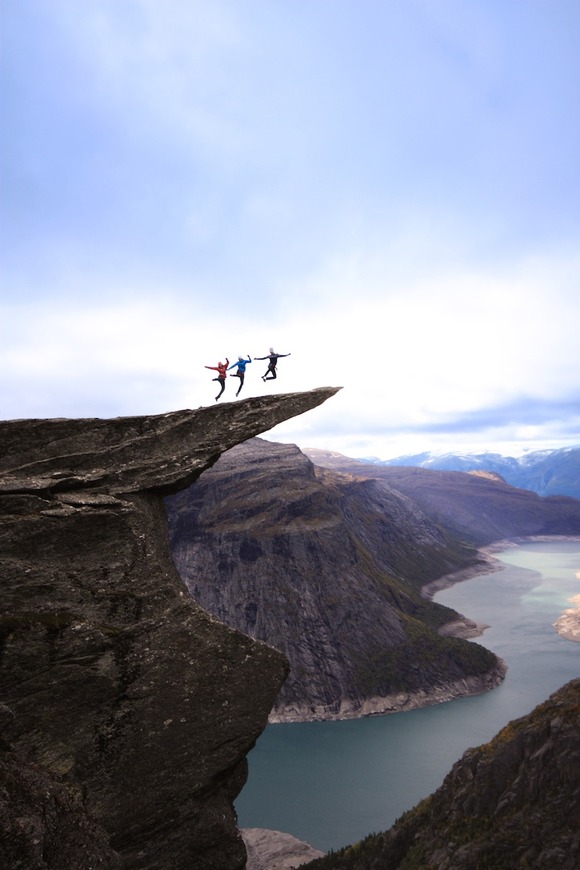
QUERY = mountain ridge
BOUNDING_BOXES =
[328,444,580,500]
[168,438,504,722]
[304,447,580,547]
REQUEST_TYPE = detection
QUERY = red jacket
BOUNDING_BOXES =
[205,359,229,378]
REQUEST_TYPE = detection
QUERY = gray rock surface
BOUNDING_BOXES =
[0,744,122,869]
[0,388,339,869]
[241,828,325,869]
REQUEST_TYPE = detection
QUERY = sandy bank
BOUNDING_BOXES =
[268,663,507,724]
[554,597,580,642]
[422,545,506,603]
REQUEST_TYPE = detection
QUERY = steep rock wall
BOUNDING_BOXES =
[167,439,504,722]
[0,388,339,869]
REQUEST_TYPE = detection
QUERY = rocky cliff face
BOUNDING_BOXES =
[0,388,339,869]
[304,449,580,546]
[167,439,504,722]
[305,678,580,869]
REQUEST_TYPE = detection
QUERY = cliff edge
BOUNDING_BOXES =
[0,388,339,869]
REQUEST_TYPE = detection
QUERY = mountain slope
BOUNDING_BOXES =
[356,445,580,499]
[305,678,580,869]
[304,448,580,547]
[166,439,505,722]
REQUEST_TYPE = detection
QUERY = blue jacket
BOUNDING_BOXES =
[228,356,252,373]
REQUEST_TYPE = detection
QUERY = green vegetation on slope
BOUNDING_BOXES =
[352,612,498,697]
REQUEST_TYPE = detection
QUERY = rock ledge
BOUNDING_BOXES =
[0,389,339,869]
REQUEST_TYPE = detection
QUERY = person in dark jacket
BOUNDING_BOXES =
[256,348,291,381]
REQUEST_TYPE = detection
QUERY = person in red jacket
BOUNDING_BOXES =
[205,358,229,401]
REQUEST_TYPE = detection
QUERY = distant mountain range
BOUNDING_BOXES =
[351,445,580,500]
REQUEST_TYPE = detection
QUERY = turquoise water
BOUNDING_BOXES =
[235,541,580,852]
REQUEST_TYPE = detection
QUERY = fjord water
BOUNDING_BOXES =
[235,541,580,852]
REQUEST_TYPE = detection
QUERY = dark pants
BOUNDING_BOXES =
[213,376,225,400]
[234,372,245,395]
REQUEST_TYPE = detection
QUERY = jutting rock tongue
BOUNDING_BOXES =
[0,387,340,870]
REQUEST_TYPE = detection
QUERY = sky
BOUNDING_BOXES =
[2,0,580,460]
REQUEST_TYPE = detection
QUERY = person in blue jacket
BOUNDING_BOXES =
[228,355,252,396]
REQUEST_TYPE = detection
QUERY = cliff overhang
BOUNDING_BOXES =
[0,388,340,869]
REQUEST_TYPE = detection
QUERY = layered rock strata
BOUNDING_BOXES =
[0,388,338,869]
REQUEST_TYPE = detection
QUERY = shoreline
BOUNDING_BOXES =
[269,544,509,724]
[421,546,504,641]
[269,535,580,724]
[422,540,512,639]
[426,535,580,645]
[268,662,507,724]
[554,607,580,642]
[245,537,580,864]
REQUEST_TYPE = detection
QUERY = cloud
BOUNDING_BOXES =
[259,243,580,457]
[2,1,580,460]
[3,241,577,455]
